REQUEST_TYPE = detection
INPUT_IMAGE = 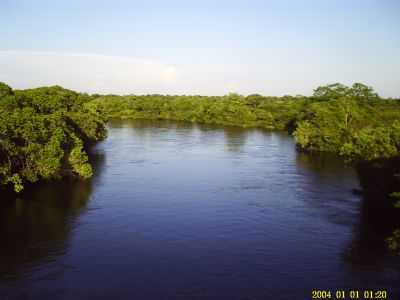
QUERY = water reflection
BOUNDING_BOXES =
[0,148,104,282]
[296,151,400,287]
[223,126,248,153]
[295,152,360,226]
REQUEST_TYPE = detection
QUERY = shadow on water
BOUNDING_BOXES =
[296,152,400,280]
[345,159,400,264]
[0,147,105,282]
[109,118,252,154]
[295,151,360,227]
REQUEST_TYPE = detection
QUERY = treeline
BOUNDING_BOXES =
[0,82,106,192]
[90,92,308,130]
[91,82,400,163]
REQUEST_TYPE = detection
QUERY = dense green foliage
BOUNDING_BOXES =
[0,83,106,192]
[294,83,400,159]
[89,82,400,162]
[91,83,400,170]
[90,93,308,130]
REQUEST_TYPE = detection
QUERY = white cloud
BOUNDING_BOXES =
[0,50,316,96]
[1,50,398,97]
[0,50,178,94]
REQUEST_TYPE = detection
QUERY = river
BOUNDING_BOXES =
[1,119,399,300]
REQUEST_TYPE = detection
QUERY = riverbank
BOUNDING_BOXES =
[1,82,399,251]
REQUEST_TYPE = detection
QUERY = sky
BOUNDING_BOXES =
[0,0,399,96]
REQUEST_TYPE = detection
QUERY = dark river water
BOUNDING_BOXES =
[1,119,399,300]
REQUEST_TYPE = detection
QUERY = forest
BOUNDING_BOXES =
[0,82,399,250]
[0,82,106,193]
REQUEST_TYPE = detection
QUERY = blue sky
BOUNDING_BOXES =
[0,0,399,96]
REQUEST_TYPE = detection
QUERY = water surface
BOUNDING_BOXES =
[1,119,399,299]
